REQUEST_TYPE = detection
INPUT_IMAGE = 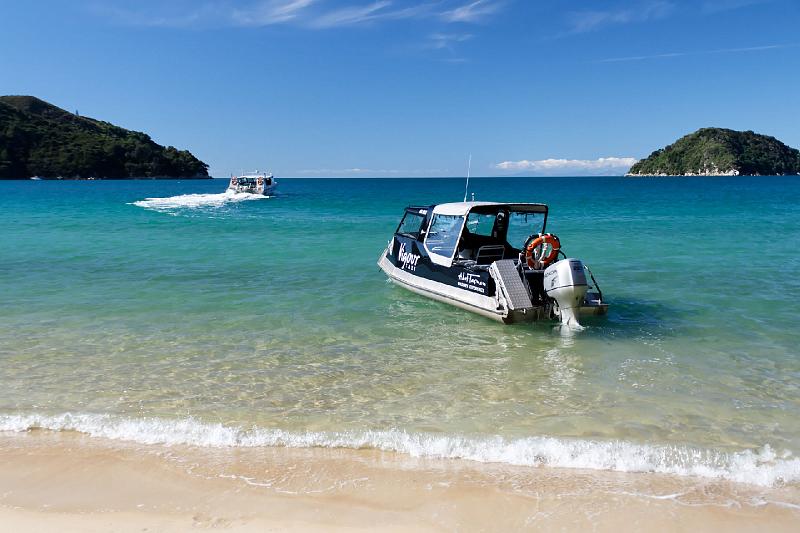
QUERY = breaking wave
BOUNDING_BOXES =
[2,413,798,488]
[131,191,267,211]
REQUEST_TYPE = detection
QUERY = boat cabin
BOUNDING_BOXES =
[395,202,549,268]
[231,175,273,188]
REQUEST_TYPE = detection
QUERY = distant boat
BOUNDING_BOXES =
[29,176,43,180]
[227,171,277,196]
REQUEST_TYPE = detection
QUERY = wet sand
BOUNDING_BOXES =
[1,431,799,532]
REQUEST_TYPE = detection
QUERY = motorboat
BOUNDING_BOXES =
[227,172,277,195]
[377,201,608,327]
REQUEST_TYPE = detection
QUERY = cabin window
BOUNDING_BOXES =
[397,211,426,238]
[425,214,464,258]
[465,212,496,237]
[506,211,544,250]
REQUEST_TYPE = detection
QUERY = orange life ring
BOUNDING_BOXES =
[525,233,560,269]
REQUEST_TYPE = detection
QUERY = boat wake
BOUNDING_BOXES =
[2,412,798,488]
[131,191,268,212]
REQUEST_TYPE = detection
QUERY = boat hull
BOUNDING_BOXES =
[227,184,277,196]
[378,242,607,325]
[378,252,514,323]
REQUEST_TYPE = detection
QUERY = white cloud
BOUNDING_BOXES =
[442,0,502,23]
[233,0,317,26]
[94,0,317,28]
[307,0,502,28]
[92,3,211,28]
[295,167,449,176]
[310,2,455,28]
[309,1,393,28]
[427,32,473,50]
[597,43,798,63]
[568,1,674,33]
[495,157,638,175]
[297,167,398,175]
[93,0,507,30]
[702,0,772,13]
[91,0,504,60]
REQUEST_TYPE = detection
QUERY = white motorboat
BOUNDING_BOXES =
[227,172,277,195]
[378,201,608,327]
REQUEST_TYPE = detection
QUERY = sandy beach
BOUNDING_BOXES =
[1,430,798,532]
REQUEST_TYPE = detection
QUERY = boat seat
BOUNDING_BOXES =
[475,245,505,265]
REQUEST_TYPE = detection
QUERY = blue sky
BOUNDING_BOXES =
[1,0,798,176]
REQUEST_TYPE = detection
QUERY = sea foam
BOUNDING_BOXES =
[1,412,798,488]
[131,190,266,211]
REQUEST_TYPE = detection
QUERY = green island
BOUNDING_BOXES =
[0,95,208,179]
[627,127,800,176]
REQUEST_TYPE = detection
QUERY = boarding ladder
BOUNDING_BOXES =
[489,259,534,314]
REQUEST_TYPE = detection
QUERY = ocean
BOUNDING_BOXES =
[1,176,800,495]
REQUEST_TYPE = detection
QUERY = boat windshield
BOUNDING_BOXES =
[506,211,545,249]
[425,214,464,259]
[396,210,426,239]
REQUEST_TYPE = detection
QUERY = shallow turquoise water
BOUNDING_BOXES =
[1,177,799,484]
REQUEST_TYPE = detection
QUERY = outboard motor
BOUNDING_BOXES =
[544,259,588,328]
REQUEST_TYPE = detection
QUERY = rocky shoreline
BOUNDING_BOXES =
[626,167,741,177]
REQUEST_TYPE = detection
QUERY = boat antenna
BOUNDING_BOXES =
[463,153,472,202]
